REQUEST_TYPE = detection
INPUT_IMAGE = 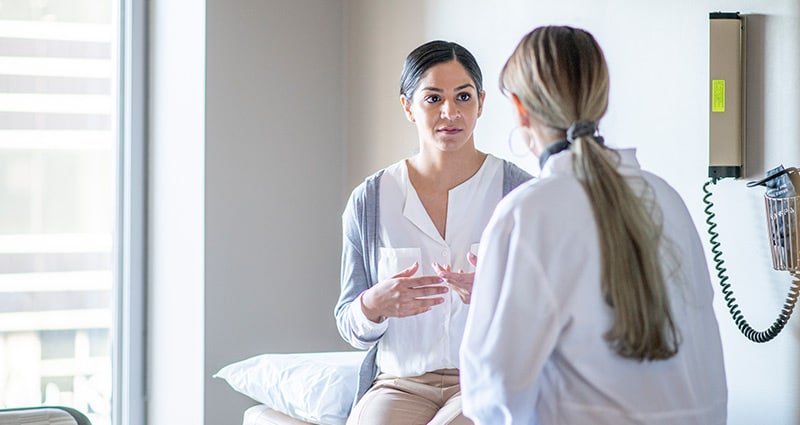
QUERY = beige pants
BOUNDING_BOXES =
[346,368,473,425]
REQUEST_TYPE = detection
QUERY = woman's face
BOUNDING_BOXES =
[402,60,485,154]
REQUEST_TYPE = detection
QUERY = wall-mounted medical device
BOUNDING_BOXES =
[703,12,800,343]
[708,12,745,179]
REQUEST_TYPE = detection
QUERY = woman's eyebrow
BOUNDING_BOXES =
[420,83,476,92]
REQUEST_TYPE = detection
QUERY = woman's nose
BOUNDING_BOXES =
[440,100,460,120]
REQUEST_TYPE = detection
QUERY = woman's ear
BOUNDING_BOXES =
[477,90,487,117]
[511,94,530,127]
[400,95,415,123]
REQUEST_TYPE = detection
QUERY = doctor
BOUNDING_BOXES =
[460,26,728,424]
[335,40,531,425]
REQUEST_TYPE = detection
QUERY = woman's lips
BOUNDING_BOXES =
[438,128,461,135]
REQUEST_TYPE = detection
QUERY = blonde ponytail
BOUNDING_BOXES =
[572,135,679,360]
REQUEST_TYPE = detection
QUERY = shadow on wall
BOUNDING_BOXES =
[743,13,765,179]
[745,11,800,178]
[344,0,427,190]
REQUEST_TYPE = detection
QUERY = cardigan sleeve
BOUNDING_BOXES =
[502,160,533,195]
[334,179,386,349]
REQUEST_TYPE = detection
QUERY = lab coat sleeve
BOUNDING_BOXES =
[460,205,561,425]
[334,188,387,350]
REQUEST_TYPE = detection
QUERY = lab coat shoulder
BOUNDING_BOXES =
[488,173,583,231]
[464,177,567,425]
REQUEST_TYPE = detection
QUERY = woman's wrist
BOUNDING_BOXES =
[360,291,385,323]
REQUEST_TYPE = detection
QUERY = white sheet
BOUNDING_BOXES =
[242,405,318,425]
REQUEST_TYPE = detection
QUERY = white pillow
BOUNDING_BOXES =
[214,351,367,425]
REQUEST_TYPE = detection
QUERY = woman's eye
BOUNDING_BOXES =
[424,95,440,103]
[457,93,472,102]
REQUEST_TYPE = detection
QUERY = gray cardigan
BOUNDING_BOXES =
[334,160,532,410]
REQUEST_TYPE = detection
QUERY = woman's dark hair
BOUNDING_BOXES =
[399,40,483,101]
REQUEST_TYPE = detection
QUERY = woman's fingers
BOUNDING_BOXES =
[467,251,478,267]
[409,275,447,287]
[364,267,448,319]
[372,260,477,316]
[435,269,474,305]
[411,283,448,297]
[437,270,474,285]
[394,296,444,316]
[391,289,445,316]
[432,262,448,273]
[392,261,419,278]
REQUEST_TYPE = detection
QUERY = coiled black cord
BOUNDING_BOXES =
[702,179,800,343]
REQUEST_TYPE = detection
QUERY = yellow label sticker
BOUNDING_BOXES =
[712,80,725,112]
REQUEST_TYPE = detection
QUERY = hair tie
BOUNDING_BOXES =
[566,120,598,143]
[539,120,606,170]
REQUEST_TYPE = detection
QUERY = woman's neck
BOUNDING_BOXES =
[530,124,567,157]
[408,145,487,192]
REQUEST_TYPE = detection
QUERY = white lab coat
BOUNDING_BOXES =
[461,149,727,425]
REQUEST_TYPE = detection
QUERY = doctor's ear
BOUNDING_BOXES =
[477,90,486,117]
[401,95,415,123]
[510,94,530,127]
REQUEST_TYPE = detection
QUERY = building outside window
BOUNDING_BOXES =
[0,1,122,424]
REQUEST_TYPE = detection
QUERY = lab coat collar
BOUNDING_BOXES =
[539,147,641,178]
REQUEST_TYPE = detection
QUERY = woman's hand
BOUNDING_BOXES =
[433,251,478,304]
[361,262,448,323]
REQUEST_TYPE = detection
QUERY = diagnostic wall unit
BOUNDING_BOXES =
[709,12,746,179]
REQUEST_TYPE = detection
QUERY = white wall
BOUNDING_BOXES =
[346,1,800,424]
[203,1,349,425]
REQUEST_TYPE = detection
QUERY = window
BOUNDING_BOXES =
[0,1,144,424]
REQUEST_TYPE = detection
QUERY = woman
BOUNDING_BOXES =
[460,26,727,424]
[334,40,531,424]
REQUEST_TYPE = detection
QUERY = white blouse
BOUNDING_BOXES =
[461,149,727,425]
[350,154,504,378]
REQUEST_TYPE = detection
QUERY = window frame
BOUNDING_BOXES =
[113,0,146,424]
